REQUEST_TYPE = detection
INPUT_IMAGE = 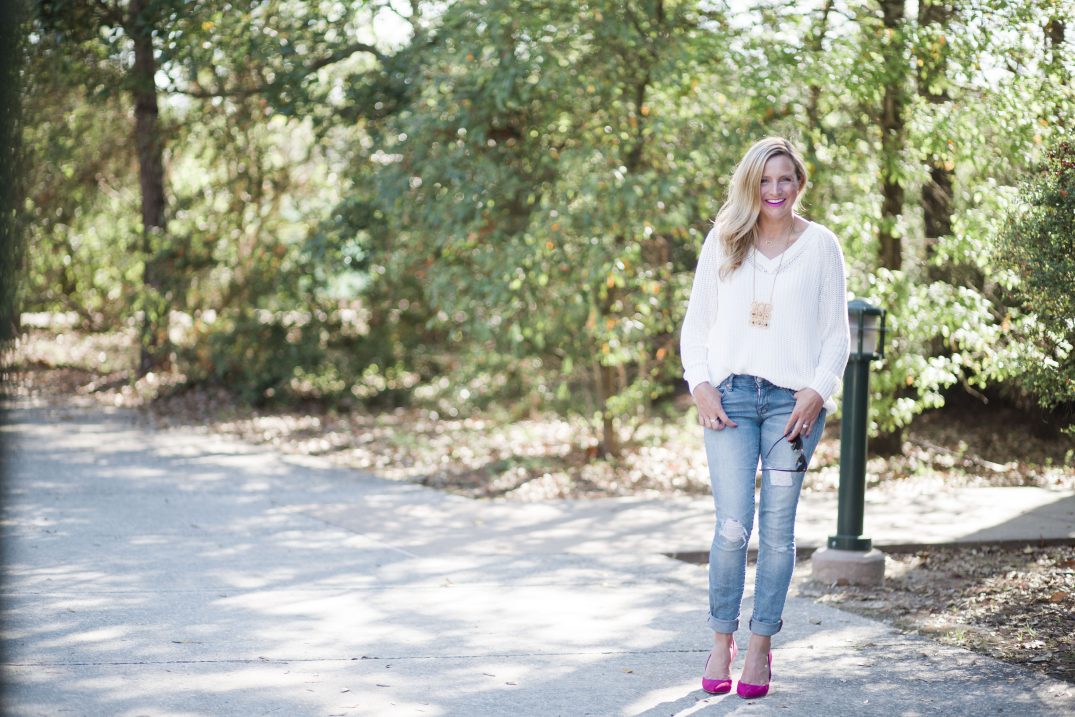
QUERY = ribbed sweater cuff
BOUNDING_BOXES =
[808,368,842,405]
[684,366,710,395]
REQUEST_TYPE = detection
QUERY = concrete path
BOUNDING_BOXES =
[2,399,1073,716]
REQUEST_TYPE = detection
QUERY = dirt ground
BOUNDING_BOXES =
[5,328,1075,683]
[795,544,1075,684]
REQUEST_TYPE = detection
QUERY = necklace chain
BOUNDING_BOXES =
[750,220,795,329]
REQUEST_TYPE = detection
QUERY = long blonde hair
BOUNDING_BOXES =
[713,137,808,279]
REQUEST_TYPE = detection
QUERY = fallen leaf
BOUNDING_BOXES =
[1049,591,1068,603]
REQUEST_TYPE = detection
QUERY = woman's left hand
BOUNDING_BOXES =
[783,388,823,441]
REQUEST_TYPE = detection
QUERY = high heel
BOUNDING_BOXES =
[701,639,738,694]
[736,651,772,699]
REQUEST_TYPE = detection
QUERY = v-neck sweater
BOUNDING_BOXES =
[679,220,851,413]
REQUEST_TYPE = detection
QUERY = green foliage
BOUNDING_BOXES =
[18,0,1075,449]
[854,268,1020,435]
[995,133,1075,424]
[344,0,748,447]
[828,0,1075,435]
[20,70,140,329]
[181,309,336,405]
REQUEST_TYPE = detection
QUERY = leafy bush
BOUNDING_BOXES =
[854,268,1019,437]
[179,307,355,405]
[181,311,322,404]
[994,134,1075,429]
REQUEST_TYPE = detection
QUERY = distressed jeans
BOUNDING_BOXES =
[703,373,827,637]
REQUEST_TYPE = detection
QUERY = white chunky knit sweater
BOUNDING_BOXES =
[680,220,851,414]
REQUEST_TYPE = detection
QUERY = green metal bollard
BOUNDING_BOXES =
[828,298,885,552]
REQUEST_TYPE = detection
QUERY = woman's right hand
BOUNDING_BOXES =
[692,382,738,430]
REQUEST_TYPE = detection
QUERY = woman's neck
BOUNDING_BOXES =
[756,214,797,240]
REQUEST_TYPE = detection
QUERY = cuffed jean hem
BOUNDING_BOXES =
[707,615,739,634]
[748,617,783,637]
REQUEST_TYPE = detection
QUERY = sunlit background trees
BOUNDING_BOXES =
[13,0,1075,454]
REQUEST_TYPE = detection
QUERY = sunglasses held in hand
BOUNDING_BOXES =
[763,433,808,473]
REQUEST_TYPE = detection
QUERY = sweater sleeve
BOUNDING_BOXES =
[807,233,851,404]
[680,226,721,394]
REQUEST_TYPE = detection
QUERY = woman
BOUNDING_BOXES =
[679,137,850,699]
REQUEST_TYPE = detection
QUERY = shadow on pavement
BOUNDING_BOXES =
[2,400,1072,716]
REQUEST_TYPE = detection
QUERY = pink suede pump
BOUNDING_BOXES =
[736,651,773,699]
[701,639,738,694]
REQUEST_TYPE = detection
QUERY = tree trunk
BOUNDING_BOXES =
[0,0,26,344]
[128,0,169,374]
[1044,16,1068,129]
[878,0,906,271]
[874,0,909,452]
[804,0,834,167]
[599,363,620,458]
[917,1,955,281]
[1045,16,1066,70]
[590,1,662,458]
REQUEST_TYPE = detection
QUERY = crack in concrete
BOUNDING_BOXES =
[3,648,717,668]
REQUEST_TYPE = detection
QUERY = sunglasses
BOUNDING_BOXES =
[763,432,807,473]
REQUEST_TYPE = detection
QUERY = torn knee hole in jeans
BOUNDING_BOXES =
[718,518,748,549]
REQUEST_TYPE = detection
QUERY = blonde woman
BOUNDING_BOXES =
[680,137,850,699]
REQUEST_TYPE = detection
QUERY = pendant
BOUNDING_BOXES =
[750,301,772,329]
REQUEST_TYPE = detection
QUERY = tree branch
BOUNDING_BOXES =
[173,40,385,99]
[94,0,124,27]
[306,40,385,72]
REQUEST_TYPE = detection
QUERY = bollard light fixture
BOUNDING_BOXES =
[828,298,886,553]
[811,297,889,585]
[847,298,886,361]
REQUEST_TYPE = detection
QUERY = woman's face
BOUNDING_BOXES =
[758,154,800,223]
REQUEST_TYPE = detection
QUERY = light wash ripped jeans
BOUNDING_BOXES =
[703,373,827,637]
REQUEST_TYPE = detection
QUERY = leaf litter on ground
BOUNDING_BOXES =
[795,544,1075,684]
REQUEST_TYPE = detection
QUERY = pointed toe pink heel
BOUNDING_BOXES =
[701,640,738,694]
[736,651,772,699]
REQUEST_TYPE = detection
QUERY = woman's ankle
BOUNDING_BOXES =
[746,633,771,652]
[713,631,734,647]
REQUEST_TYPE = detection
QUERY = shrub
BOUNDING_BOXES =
[994,134,1075,430]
